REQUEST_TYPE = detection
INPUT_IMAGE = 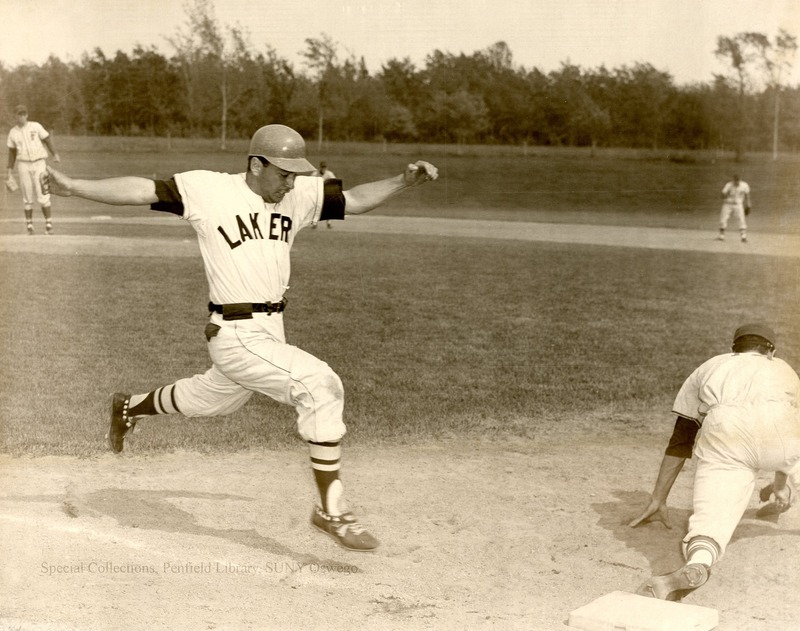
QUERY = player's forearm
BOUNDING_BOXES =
[343,174,408,215]
[44,138,59,159]
[343,161,437,215]
[773,471,788,493]
[7,148,17,171]
[60,176,158,206]
[649,454,686,503]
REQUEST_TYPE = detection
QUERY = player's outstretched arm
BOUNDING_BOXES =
[628,453,687,528]
[343,160,438,215]
[46,166,157,206]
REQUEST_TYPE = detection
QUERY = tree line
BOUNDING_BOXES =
[1,0,797,155]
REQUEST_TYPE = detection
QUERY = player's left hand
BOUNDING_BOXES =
[628,499,672,529]
[403,161,438,187]
[756,483,793,517]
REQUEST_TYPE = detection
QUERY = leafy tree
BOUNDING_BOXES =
[168,0,255,146]
[612,63,674,149]
[301,33,340,148]
[742,30,798,159]
[715,34,760,159]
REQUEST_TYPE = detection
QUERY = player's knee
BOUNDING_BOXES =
[292,369,345,442]
[320,370,344,403]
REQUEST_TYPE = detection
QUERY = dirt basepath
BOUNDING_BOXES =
[2,216,799,631]
[1,214,799,257]
[2,443,799,631]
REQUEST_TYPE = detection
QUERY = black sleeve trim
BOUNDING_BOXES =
[150,178,184,215]
[665,415,700,459]
[319,178,345,221]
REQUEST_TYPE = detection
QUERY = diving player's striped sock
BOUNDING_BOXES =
[309,440,344,516]
[127,385,181,417]
[685,536,719,567]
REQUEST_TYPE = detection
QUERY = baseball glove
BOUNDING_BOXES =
[5,173,18,192]
[744,205,751,216]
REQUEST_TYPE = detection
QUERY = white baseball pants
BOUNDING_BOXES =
[719,203,746,231]
[686,402,800,557]
[16,159,50,209]
[171,314,346,443]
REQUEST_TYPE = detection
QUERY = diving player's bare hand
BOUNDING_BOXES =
[629,499,672,529]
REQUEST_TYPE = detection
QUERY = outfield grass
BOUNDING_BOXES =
[1,229,797,456]
[8,136,799,233]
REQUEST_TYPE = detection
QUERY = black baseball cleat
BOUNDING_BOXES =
[107,393,135,453]
[312,506,379,551]
[636,563,710,601]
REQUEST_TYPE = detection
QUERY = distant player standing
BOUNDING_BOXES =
[312,161,337,229]
[629,323,800,600]
[46,124,438,551]
[6,105,61,235]
[717,174,750,242]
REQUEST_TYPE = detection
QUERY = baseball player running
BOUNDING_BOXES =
[717,174,751,243]
[6,104,61,235]
[629,323,800,600]
[46,124,438,551]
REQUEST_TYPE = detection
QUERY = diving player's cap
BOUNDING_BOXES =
[733,323,776,347]
[248,125,315,174]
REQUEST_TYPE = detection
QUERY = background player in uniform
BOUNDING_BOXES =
[628,323,800,600]
[46,124,437,552]
[6,105,61,235]
[717,174,751,242]
[312,161,336,229]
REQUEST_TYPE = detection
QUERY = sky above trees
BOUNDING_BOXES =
[2,0,798,87]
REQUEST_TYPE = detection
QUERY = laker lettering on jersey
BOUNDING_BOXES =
[217,212,291,250]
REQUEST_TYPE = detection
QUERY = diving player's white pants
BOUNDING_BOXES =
[171,313,346,443]
[719,203,746,231]
[685,402,800,557]
[16,159,50,209]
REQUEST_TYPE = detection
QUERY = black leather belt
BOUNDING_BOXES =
[208,299,287,320]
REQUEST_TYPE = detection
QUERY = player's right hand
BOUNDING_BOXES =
[628,499,671,529]
[45,166,72,197]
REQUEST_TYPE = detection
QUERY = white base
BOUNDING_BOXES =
[568,591,718,631]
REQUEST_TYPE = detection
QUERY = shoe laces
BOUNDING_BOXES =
[342,520,366,535]
[328,511,367,535]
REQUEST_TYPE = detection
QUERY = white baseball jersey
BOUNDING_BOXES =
[174,171,323,305]
[677,351,800,557]
[673,352,800,422]
[721,180,750,206]
[7,122,50,162]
